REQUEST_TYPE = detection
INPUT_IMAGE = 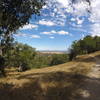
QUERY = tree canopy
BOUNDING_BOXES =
[0,0,45,55]
[69,35,100,60]
[0,0,44,34]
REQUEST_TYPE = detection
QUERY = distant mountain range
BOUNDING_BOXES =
[37,50,67,54]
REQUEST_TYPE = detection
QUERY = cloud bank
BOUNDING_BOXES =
[42,30,69,35]
[41,0,100,36]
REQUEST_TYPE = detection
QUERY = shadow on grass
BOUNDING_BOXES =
[75,55,100,63]
[0,71,100,100]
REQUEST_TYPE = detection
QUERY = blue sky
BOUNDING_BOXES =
[14,0,100,51]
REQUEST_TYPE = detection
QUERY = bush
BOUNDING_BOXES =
[69,35,100,60]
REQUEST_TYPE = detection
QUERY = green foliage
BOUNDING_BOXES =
[0,0,45,74]
[32,54,51,68]
[32,53,69,68]
[69,35,100,60]
[0,0,44,34]
[50,54,69,66]
[0,0,45,58]
[4,42,69,69]
[5,42,36,68]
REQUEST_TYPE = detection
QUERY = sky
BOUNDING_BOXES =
[14,0,100,51]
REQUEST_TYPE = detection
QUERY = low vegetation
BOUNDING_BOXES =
[69,35,100,60]
[0,42,69,75]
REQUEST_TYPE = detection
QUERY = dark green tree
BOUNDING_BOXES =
[50,54,68,66]
[0,0,45,75]
[0,0,45,54]
[8,43,36,68]
[69,35,100,60]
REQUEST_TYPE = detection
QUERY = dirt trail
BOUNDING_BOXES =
[87,54,100,78]
[77,54,100,100]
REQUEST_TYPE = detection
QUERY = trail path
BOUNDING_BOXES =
[78,54,100,100]
[88,54,100,78]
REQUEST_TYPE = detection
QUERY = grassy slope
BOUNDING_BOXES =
[0,51,100,100]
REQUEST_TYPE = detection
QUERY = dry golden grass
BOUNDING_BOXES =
[0,51,100,100]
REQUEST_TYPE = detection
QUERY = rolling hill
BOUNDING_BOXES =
[0,51,100,100]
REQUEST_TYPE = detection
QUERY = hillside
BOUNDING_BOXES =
[0,51,100,100]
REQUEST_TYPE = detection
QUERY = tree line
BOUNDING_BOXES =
[69,35,100,60]
[0,42,69,75]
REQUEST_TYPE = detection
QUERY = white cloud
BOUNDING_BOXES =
[42,0,100,25]
[70,27,87,33]
[69,0,100,35]
[15,32,41,39]
[42,30,69,35]
[42,32,51,35]
[50,36,55,39]
[41,0,68,26]
[41,0,100,38]
[71,18,76,21]
[70,23,82,28]
[76,17,84,25]
[70,0,100,25]
[81,34,85,40]
[71,17,84,26]
[41,0,90,27]
[38,19,56,26]
[57,0,69,7]
[72,1,90,16]
[20,24,38,30]
[89,0,100,23]
[58,30,69,35]
[88,0,100,37]
[31,35,40,38]
[90,23,100,37]
[42,30,56,35]
[15,33,27,37]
